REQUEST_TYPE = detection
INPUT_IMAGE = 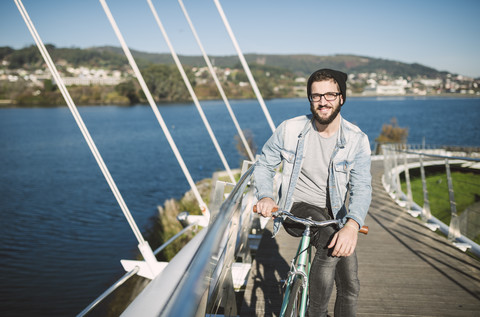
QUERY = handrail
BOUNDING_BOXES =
[153,222,199,255]
[80,163,256,316]
[119,163,255,316]
[381,144,480,257]
[77,266,140,317]
[78,218,200,315]
[158,165,255,316]
[391,146,480,162]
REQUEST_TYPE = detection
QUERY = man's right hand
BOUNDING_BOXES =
[256,197,278,218]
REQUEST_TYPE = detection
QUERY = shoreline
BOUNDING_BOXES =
[1,93,480,109]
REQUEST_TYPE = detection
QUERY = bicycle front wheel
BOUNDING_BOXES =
[284,277,305,317]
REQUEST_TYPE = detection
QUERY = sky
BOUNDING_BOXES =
[1,0,479,77]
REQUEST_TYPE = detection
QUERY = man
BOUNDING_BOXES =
[254,68,372,316]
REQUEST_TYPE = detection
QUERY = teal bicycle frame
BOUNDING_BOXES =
[279,224,313,317]
[275,211,342,317]
[253,207,366,316]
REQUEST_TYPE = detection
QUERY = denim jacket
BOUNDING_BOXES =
[254,114,372,236]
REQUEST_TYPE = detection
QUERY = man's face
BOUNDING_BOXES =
[309,80,343,125]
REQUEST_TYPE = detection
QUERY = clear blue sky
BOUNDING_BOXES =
[1,0,479,77]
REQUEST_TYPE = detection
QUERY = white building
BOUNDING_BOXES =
[60,77,124,86]
[363,84,406,95]
[420,78,442,87]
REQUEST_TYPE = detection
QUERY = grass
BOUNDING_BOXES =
[400,168,480,244]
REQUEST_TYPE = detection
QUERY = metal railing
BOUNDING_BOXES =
[77,160,257,316]
[77,266,140,317]
[121,161,257,316]
[381,144,480,257]
[77,222,200,317]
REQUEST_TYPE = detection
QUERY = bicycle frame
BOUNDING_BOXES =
[279,225,312,317]
[252,206,366,316]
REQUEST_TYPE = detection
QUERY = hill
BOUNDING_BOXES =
[2,45,477,106]
[92,46,447,78]
[1,45,449,79]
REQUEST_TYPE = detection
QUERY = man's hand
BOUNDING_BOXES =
[328,220,359,257]
[256,197,278,218]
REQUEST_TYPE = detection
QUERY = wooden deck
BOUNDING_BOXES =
[241,160,480,316]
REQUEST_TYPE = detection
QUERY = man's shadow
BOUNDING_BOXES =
[241,227,293,317]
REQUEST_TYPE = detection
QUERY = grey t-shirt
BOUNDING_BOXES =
[292,122,338,208]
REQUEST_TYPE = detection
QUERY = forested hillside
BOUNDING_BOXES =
[1,45,449,78]
[1,45,475,107]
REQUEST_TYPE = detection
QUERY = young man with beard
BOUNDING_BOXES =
[254,68,372,316]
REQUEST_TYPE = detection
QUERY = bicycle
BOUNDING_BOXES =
[253,206,368,317]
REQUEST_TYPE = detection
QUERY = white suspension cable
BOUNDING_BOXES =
[177,0,254,162]
[98,0,210,217]
[213,0,276,133]
[14,0,145,245]
[146,0,236,184]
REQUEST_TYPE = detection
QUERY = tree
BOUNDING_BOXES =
[8,45,43,69]
[115,80,140,104]
[235,129,257,161]
[43,79,56,92]
[142,64,192,102]
[375,117,409,154]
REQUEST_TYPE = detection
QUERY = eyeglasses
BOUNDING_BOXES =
[309,92,341,102]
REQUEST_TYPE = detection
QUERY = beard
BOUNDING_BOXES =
[310,103,341,125]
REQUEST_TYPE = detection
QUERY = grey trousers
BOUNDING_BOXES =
[289,202,360,317]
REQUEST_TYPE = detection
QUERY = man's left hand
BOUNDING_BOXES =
[328,220,359,257]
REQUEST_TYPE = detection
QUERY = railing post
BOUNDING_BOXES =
[419,154,432,221]
[403,150,415,215]
[392,144,402,200]
[383,144,393,194]
[241,159,255,176]
[382,144,388,189]
[388,145,395,194]
[445,159,460,241]
[209,180,234,224]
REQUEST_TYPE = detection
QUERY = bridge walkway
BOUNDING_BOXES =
[241,160,480,316]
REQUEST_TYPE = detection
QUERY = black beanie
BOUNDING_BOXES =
[307,68,348,102]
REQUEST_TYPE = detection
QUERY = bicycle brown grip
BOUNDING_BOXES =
[359,226,369,234]
[253,205,278,213]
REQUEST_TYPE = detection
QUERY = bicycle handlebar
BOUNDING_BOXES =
[253,205,368,234]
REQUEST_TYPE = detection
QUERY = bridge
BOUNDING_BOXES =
[241,159,480,317]
[78,147,480,317]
